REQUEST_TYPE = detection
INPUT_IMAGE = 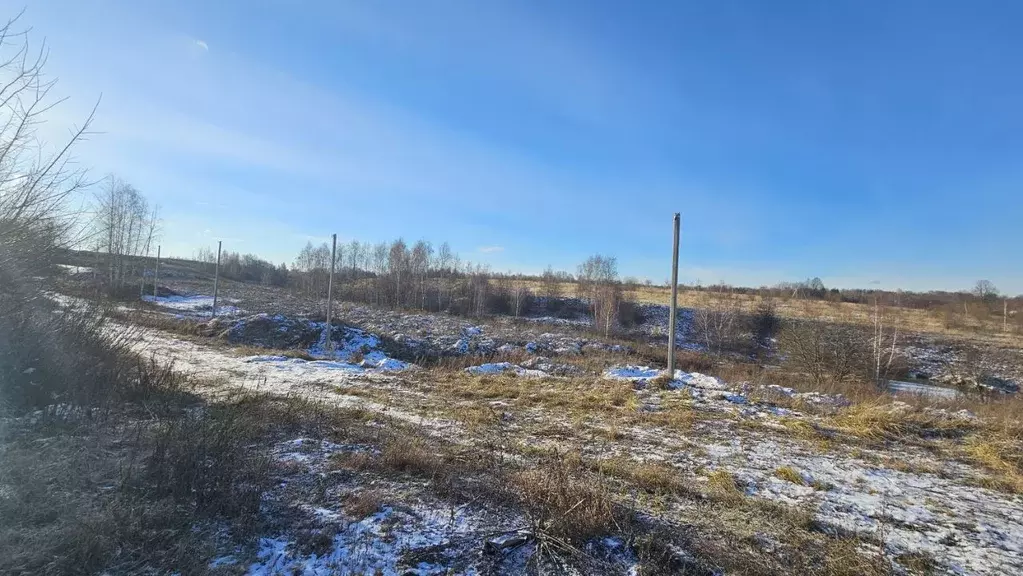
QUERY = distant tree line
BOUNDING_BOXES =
[82,175,1016,335]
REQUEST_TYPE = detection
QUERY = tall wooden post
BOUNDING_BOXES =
[1005,299,1009,333]
[325,233,337,352]
[212,240,222,318]
[667,213,681,377]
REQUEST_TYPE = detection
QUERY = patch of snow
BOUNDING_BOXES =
[307,324,410,372]
[247,357,364,374]
[888,379,962,399]
[793,391,851,407]
[58,264,93,274]
[142,294,242,317]
[247,505,479,576]
[674,372,728,390]
[466,362,547,378]
[721,393,747,405]
[603,366,728,392]
[209,555,237,568]
[245,355,289,363]
[359,351,409,371]
[451,339,470,354]
[526,316,592,327]
[604,365,662,381]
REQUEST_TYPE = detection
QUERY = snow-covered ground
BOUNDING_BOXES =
[57,264,93,274]
[465,362,548,378]
[142,294,243,317]
[126,316,1023,575]
[593,364,1022,575]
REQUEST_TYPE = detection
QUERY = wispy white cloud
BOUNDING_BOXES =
[24,2,777,282]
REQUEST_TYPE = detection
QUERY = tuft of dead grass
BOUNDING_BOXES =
[705,468,745,502]
[593,457,693,496]
[831,399,978,441]
[774,466,806,485]
[342,489,384,519]
[964,431,1023,494]
[512,451,627,545]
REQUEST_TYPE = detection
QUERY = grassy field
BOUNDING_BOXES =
[521,279,1023,345]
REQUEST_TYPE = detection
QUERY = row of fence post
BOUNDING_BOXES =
[146,215,1018,361]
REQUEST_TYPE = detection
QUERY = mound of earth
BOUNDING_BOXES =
[933,372,1020,393]
[206,314,322,349]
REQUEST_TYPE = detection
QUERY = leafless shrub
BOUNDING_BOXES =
[511,284,533,317]
[692,300,746,355]
[342,489,384,518]
[780,319,872,387]
[144,404,272,518]
[749,299,781,357]
[541,265,563,300]
[0,14,95,315]
[592,282,622,337]
[617,297,645,327]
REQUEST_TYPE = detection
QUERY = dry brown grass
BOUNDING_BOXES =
[774,466,806,485]
[830,399,978,441]
[592,457,691,496]
[342,489,384,519]
[432,371,642,418]
[0,387,327,574]
[965,431,1023,494]
[514,278,1022,345]
[813,392,1023,494]
[705,468,745,502]
[380,436,446,476]
[511,451,627,545]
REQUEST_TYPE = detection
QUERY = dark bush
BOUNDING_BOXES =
[618,299,646,327]
[779,320,872,386]
[749,300,781,357]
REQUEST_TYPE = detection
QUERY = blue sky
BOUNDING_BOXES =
[13,0,1023,293]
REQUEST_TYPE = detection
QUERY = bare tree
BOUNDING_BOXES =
[92,176,160,292]
[541,265,562,301]
[346,239,361,277]
[511,284,531,317]
[973,280,999,302]
[692,301,743,355]
[870,294,901,387]
[410,239,432,309]
[371,241,388,305]
[0,13,97,292]
[465,262,491,317]
[387,238,408,308]
[577,255,621,335]
[436,241,454,275]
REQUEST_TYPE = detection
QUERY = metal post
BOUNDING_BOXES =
[667,213,681,377]
[325,233,337,352]
[1005,299,1009,333]
[153,245,160,298]
[212,240,222,318]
